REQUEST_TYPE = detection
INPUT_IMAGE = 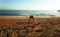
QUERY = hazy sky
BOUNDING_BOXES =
[0,0,60,10]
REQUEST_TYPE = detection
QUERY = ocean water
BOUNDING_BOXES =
[0,10,56,16]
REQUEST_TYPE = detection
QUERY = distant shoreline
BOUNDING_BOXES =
[0,16,59,18]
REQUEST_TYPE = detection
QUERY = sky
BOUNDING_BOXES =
[0,0,60,16]
[0,0,60,10]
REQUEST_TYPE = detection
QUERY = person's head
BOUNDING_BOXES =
[29,15,34,19]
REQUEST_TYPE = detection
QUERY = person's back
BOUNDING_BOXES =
[26,16,34,29]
